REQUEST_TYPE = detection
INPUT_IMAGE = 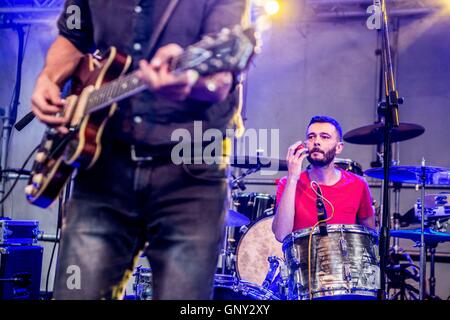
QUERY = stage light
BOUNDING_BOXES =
[264,0,280,16]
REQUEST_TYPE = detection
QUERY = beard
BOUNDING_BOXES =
[307,146,337,168]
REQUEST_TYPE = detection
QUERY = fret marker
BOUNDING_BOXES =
[132,78,139,85]
[122,83,128,89]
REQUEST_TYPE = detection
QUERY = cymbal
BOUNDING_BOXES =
[231,156,288,171]
[343,122,425,145]
[364,166,449,185]
[225,209,250,227]
[390,228,450,244]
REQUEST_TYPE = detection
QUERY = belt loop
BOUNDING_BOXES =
[131,145,153,162]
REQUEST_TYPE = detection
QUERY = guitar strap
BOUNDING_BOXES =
[146,0,181,59]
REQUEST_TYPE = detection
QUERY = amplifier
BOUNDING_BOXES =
[0,245,43,299]
[0,219,40,246]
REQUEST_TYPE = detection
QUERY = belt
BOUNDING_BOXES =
[112,142,174,163]
[112,138,232,163]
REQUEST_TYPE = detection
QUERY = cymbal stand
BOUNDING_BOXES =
[392,182,402,254]
[378,0,403,299]
[424,218,442,299]
[428,243,437,298]
[230,166,261,191]
[419,158,427,300]
[223,166,263,275]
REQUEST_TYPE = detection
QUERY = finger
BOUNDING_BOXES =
[56,126,69,135]
[150,43,183,68]
[31,94,63,115]
[294,147,308,160]
[158,71,199,95]
[137,60,160,90]
[44,85,64,106]
[288,140,303,159]
[32,107,66,125]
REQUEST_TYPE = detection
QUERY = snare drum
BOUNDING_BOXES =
[213,274,279,300]
[283,224,380,300]
[233,192,275,222]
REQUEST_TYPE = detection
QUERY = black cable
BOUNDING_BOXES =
[45,216,60,300]
[44,181,68,299]
[0,144,39,205]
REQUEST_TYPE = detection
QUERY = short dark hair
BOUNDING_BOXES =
[307,116,343,141]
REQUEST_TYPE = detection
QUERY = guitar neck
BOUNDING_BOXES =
[84,25,259,114]
[84,72,146,114]
[84,52,195,114]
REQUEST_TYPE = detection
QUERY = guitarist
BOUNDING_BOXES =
[31,0,248,300]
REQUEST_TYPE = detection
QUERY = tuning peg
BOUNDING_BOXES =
[201,35,215,45]
[220,27,231,35]
[43,139,53,151]
[198,63,209,73]
[35,152,47,163]
[32,173,44,185]
[24,184,37,196]
[210,58,224,69]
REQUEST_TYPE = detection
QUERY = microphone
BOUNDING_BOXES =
[316,187,328,236]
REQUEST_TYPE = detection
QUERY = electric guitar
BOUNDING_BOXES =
[26,26,260,208]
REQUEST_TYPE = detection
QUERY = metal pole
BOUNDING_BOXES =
[419,158,426,300]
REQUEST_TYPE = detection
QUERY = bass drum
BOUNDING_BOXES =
[235,215,283,287]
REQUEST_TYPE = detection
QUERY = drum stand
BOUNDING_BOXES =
[221,167,263,275]
[386,246,420,300]
[428,243,437,298]
[418,159,427,300]
[392,182,402,254]
[219,226,235,275]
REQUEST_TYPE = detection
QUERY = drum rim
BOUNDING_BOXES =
[234,192,275,199]
[213,279,281,300]
[296,288,379,300]
[282,224,378,249]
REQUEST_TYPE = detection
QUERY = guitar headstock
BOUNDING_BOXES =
[173,25,261,76]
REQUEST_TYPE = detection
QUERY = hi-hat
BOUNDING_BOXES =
[343,122,425,145]
[225,210,250,227]
[230,156,288,171]
[390,228,450,244]
[364,166,449,185]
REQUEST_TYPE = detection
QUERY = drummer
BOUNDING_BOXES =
[272,115,375,242]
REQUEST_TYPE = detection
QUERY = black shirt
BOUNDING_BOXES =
[57,0,247,146]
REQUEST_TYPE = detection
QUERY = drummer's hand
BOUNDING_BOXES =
[286,140,309,182]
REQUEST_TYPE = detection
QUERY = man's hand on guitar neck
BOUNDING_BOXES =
[137,43,233,103]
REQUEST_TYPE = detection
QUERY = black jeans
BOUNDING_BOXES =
[53,143,229,299]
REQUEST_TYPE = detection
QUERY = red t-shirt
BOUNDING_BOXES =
[275,169,374,231]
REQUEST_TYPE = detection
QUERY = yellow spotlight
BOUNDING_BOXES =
[264,0,280,16]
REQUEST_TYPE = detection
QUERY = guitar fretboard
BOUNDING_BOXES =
[85,73,146,114]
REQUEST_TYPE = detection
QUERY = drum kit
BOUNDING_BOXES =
[131,120,450,301]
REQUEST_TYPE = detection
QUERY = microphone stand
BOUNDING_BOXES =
[0,24,26,217]
[378,0,402,300]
